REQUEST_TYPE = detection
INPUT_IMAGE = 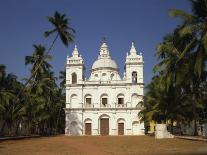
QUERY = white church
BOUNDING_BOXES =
[65,41,145,135]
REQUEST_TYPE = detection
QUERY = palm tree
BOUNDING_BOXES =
[44,11,75,46]
[0,65,24,135]
[17,11,75,98]
[146,0,207,135]
[169,0,207,77]
[25,44,52,81]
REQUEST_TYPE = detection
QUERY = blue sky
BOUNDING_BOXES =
[0,0,191,84]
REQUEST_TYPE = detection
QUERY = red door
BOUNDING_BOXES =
[85,123,92,135]
[118,123,124,135]
[100,118,109,135]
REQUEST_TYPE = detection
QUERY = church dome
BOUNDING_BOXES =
[92,58,118,70]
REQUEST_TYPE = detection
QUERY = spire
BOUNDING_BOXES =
[72,45,79,57]
[130,42,137,55]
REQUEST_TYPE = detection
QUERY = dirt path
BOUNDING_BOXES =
[0,135,207,155]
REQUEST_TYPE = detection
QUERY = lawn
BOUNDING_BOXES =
[0,135,207,155]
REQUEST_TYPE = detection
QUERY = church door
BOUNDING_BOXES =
[85,123,92,135]
[100,118,109,135]
[118,123,124,135]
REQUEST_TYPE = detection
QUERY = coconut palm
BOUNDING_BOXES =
[0,65,24,135]
[25,44,52,81]
[44,11,75,46]
[17,11,75,98]
[169,0,207,77]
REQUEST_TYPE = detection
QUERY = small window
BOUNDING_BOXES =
[86,98,91,104]
[118,98,124,104]
[102,98,107,105]
[95,74,98,77]
[72,73,77,84]
[132,71,137,83]
[111,73,114,80]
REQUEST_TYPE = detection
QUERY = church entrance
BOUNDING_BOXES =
[118,123,124,135]
[85,123,92,135]
[100,118,109,135]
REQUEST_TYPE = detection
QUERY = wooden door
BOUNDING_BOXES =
[85,123,91,135]
[100,118,109,135]
[118,123,124,135]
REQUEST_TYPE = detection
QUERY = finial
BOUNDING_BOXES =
[132,41,135,47]
[130,41,137,55]
[72,44,79,57]
[102,37,107,43]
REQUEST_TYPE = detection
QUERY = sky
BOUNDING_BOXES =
[0,0,191,84]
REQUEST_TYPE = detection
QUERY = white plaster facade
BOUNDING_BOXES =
[65,42,145,135]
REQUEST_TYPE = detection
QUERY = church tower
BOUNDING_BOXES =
[66,45,85,85]
[125,42,144,84]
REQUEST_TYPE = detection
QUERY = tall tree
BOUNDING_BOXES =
[17,11,75,99]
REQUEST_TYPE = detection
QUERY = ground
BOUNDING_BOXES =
[0,135,207,155]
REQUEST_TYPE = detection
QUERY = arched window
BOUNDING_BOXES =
[117,94,124,105]
[110,73,114,80]
[132,71,137,83]
[85,94,92,106]
[72,73,77,84]
[101,94,108,107]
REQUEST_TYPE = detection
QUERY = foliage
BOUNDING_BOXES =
[0,11,74,136]
[140,0,207,135]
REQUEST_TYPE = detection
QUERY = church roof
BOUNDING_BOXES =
[92,58,118,70]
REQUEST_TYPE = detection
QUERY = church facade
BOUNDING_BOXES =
[65,42,144,135]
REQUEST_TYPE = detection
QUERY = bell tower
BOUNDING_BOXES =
[66,45,85,85]
[125,42,144,84]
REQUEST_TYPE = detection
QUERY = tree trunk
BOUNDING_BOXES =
[0,121,6,136]
[55,107,61,134]
[194,119,198,136]
[171,119,174,134]
[15,120,20,136]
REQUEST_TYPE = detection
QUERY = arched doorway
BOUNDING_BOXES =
[70,121,79,135]
[99,114,109,135]
[84,118,92,135]
[117,118,125,135]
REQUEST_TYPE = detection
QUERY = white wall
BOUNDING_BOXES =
[65,109,145,136]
